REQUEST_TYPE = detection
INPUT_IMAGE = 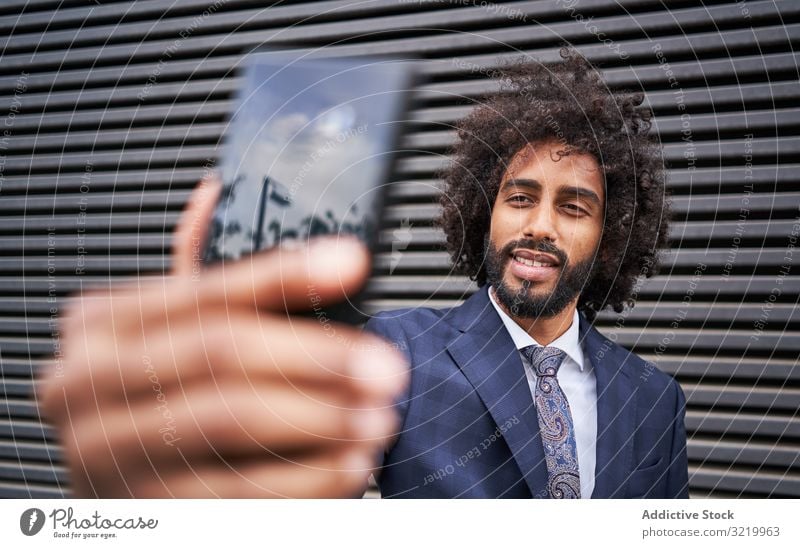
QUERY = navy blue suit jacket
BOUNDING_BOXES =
[364,286,689,498]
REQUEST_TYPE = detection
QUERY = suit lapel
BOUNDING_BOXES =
[445,287,550,498]
[579,316,639,498]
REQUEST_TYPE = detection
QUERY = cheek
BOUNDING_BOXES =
[489,207,527,238]
[564,222,602,259]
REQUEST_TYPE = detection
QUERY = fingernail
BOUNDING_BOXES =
[312,234,363,258]
[301,237,369,296]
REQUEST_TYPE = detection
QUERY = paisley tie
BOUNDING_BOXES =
[521,345,581,499]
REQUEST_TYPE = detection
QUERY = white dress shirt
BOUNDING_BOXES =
[488,286,597,499]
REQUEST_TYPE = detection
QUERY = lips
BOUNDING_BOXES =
[511,249,560,267]
[508,249,560,282]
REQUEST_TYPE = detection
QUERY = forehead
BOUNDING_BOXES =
[500,141,605,197]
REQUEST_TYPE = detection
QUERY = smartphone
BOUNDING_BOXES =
[201,49,418,323]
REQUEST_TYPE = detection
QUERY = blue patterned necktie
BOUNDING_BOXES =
[521,345,581,499]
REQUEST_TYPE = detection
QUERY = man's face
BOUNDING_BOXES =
[486,140,605,319]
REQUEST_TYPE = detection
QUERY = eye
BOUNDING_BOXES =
[508,195,532,205]
[563,203,588,215]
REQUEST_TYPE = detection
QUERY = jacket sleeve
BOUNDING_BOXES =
[665,379,690,498]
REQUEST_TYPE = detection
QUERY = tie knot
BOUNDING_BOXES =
[522,345,567,377]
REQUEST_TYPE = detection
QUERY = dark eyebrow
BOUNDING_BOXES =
[501,178,542,193]
[561,185,602,209]
[501,177,602,209]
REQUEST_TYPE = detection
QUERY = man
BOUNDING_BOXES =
[365,50,689,498]
[38,50,687,499]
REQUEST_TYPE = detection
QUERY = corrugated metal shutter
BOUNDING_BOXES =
[0,0,797,499]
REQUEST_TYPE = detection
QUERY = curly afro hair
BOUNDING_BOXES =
[437,48,671,321]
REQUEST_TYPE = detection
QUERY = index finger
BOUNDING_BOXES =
[195,234,371,312]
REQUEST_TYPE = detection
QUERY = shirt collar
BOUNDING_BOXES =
[487,285,585,372]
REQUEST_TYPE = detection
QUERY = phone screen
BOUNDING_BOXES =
[203,51,417,268]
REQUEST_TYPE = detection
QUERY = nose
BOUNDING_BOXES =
[522,201,558,243]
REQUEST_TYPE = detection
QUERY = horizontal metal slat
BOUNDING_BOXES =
[644,80,800,114]
[664,164,800,191]
[684,384,800,411]
[0,76,237,113]
[0,168,206,194]
[0,439,62,461]
[0,257,168,274]
[2,147,219,174]
[686,410,800,438]
[0,459,66,483]
[0,212,181,232]
[594,301,799,324]
[5,101,233,134]
[688,465,800,497]
[0,418,55,440]
[4,123,227,153]
[602,329,796,354]
[671,219,798,241]
[0,478,66,498]
[0,190,191,213]
[0,276,136,294]
[688,437,800,468]
[645,355,800,383]
[1,379,35,398]
[0,358,37,377]
[0,397,44,419]
[0,234,172,252]
[668,194,800,217]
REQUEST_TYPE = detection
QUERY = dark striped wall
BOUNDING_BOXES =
[0,0,797,498]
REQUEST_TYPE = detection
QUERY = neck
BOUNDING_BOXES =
[492,287,578,345]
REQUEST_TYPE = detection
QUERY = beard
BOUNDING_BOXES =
[484,235,596,319]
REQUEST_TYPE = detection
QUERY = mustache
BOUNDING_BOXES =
[500,239,568,266]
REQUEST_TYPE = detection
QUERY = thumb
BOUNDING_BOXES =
[171,175,223,277]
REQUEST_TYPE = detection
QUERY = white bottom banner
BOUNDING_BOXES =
[2,499,797,547]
